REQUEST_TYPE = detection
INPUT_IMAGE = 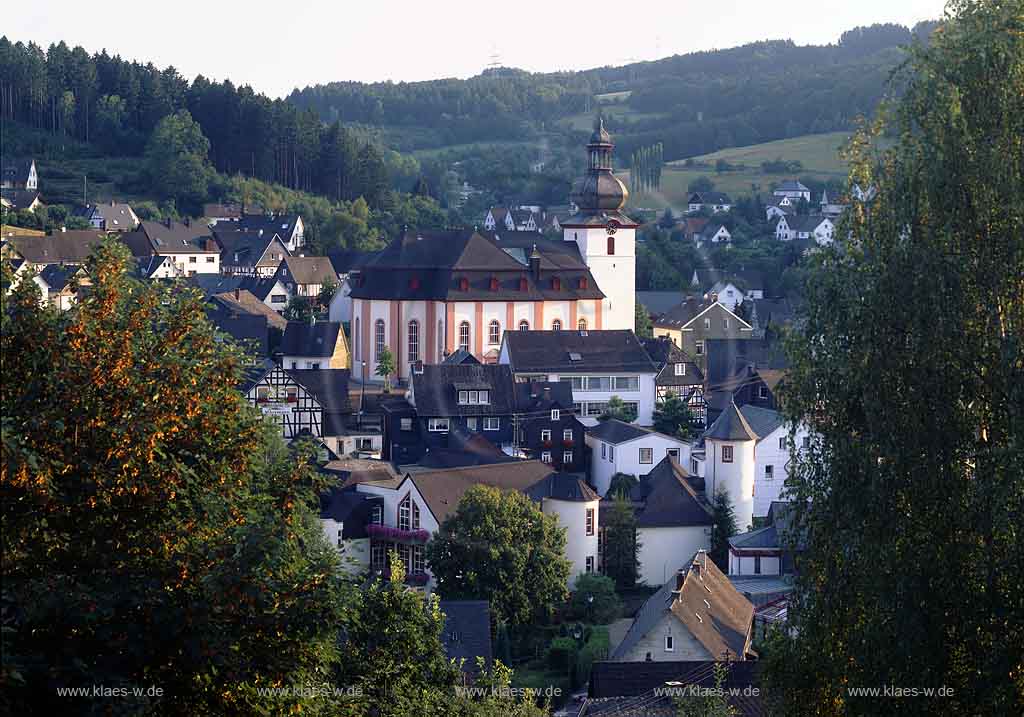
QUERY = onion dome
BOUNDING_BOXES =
[572,117,629,214]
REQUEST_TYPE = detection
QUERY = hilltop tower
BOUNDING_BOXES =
[562,118,637,331]
[704,401,758,531]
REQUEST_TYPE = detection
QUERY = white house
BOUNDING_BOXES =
[483,207,516,231]
[280,319,350,371]
[586,420,692,497]
[696,223,731,245]
[774,214,834,245]
[738,405,811,517]
[772,179,811,203]
[702,402,757,532]
[121,220,221,276]
[728,501,803,577]
[500,330,659,427]
[687,191,733,214]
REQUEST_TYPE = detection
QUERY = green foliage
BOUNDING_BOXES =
[607,472,639,498]
[375,346,396,389]
[547,637,578,674]
[602,491,642,590]
[764,3,1024,714]
[283,295,314,322]
[567,573,622,624]
[673,663,737,716]
[635,303,654,338]
[426,485,570,626]
[710,489,738,570]
[687,175,716,193]
[318,277,338,307]
[653,393,696,439]
[575,627,611,690]
[144,109,213,209]
[598,395,638,424]
[1,240,349,715]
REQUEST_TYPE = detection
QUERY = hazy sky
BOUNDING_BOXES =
[9,0,948,98]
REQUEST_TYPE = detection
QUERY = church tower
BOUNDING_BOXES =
[562,119,637,331]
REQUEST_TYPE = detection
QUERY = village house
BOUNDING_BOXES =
[690,269,765,312]
[695,222,731,244]
[190,274,292,311]
[500,329,658,426]
[774,214,835,244]
[3,230,105,271]
[687,191,733,213]
[280,318,350,370]
[121,219,221,276]
[273,255,338,301]
[231,213,305,251]
[202,202,243,224]
[640,336,707,425]
[586,420,692,496]
[734,405,810,517]
[609,550,756,662]
[37,264,91,311]
[214,226,290,276]
[772,179,811,203]
[482,207,515,231]
[653,298,754,363]
[765,194,798,221]
[76,201,139,231]
[729,501,805,577]
[1,158,38,191]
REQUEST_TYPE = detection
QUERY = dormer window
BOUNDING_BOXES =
[675,363,686,376]
[409,276,420,289]
[458,277,469,291]
[458,390,489,405]
[552,277,561,291]
[489,277,499,291]
[519,277,528,291]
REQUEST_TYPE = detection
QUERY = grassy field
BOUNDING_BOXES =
[560,106,668,132]
[622,131,855,211]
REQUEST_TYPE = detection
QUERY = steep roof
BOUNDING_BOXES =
[6,231,105,264]
[214,226,287,265]
[640,336,704,387]
[636,291,687,317]
[0,189,41,210]
[737,405,784,441]
[281,320,342,358]
[233,213,301,239]
[705,402,759,442]
[210,289,287,330]
[123,220,217,255]
[525,473,600,503]
[439,601,493,675]
[189,274,282,302]
[280,255,337,285]
[620,456,713,528]
[207,311,269,354]
[502,330,656,374]
[512,380,575,412]
[611,551,755,662]
[689,191,732,205]
[289,369,352,413]
[82,201,138,230]
[411,364,517,416]
[327,249,375,275]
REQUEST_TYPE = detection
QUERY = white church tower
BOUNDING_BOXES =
[561,119,637,331]
[704,401,758,532]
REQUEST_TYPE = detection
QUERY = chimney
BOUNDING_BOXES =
[164,217,172,229]
[110,199,115,206]
[234,288,240,300]
[529,244,541,279]
[542,386,551,401]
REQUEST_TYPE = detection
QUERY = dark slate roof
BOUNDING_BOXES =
[442,348,480,365]
[587,419,650,445]
[37,264,77,292]
[697,222,729,240]
[728,525,779,550]
[233,213,301,239]
[327,249,375,275]
[636,291,687,317]
[688,191,732,205]
[730,501,806,552]
[412,364,516,416]
[288,369,352,413]
[133,255,172,279]
[7,231,105,264]
[349,229,604,302]
[1,189,41,209]
[513,380,575,412]
[207,310,269,355]
[737,405,784,440]
[653,296,713,329]
[203,202,241,219]
[214,227,287,265]
[439,601,493,675]
[319,487,383,539]
[525,473,600,503]
[785,214,831,233]
[704,402,759,442]
[188,274,281,302]
[502,330,656,374]
[1,158,33,184]
[589,659,761,699]
[417,429,516,469]
[617,457,712,528]
[640,336,704,387]
[209,290,288,330]
[279,255,337,285]
[239,358,276,393]
[612,551,755,662]
[281,320,342,357]
[125,220,216,254]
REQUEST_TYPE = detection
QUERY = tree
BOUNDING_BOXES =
[687,176,715,193]
[144,109,212,208]
[635,303,653,338]
[653,393,695,439]
[567,573,622,624]
[375,346,395,391]
[0,241,349,715]
[426,485,570,626]
[709,488,737,570]
[601,492,641,589]
[607,472,639,498]
[764,3,1024,714]
[659,207,676,229]
[318,277,338,307]
[598,395,637,424]
[283,295,313,322]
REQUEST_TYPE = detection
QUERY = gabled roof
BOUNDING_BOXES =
[188,274,282,302]
[442,348,480,365]
[688,191,733,205]
[737,405,784,441]
[525,473,600,502]
[502,330,656,374]
[38,264,81,292]
[439,601,493,675]
[640,336,704,387]
[785,214,832,233]
[775,179,810,192]
[704,401,758,442]
[81,201,138,230]
[618,456,713,528]
[406,461,557,524]
[210,290,288,330]
[513,380,575,412]
[6,231,105,264]
[125,220,217,255]
[281,320,342,358]
[207,311,269,355]
[587,419,650,445]
[214,226,288,266]
[411,364,517,416]
[0,189,42,209]
[289,369,352,413]
[233,213,301,239]
[611,551,755,662]
[279,255,337,286]
[655,297,751,331]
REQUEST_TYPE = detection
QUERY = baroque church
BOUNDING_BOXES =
[347,120,637,382]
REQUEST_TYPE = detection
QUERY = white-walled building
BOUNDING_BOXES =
[122,220,221,276]
[585,420,692,496]
[737,405,811,517]
[499,329,659,427]
[728,501,804,577]
[774,214,835,245]
[773,179,811,203]
[702,402,758,532]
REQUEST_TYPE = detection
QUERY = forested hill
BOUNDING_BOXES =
[289,22,938,158]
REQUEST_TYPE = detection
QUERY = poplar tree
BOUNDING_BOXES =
[764,2,1024,714]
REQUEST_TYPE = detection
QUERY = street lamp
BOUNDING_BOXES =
[359,360,367,429]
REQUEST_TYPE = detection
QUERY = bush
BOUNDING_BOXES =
[567,573,623,624]
[547,637,578,673]
[575,627,611,687]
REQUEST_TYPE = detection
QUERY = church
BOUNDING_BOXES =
[348,121,638,382]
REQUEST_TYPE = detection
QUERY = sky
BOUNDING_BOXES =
[8,0,948,99]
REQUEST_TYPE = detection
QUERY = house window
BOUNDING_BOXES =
[586,556,595,573]
[765,465,774,480]
[586,508,595,535]
[541,429,552,442]
[271,294,286,304]
[370,542,387,573]
[189,256,197,263]
[551,409,560,421]
[371,505,383,524]
[205,256,215,263]
[724,319,730,329]
[695,341,705,355]
[412,544,425,574]
[665,635,674,652]
[691,458,699,474]
[667,448,680,460]
[779,437,787,450]
[722,445,734,463]
[609,445,615,461]
[552,319,562,331]
[607,236,615,255]
[400,418,413,431]
[563,451,573,464]
[614,376,640,391]
[542,452,552,463]
[458,391,468,404]
[479,390,489,404]
[519,319,530,331]
[428,418,449,432]
[639,448,653,464]
[578,318,587,331]
[469,390,479,404]
[309,362,320,370]
[399,494,411,531]
[754,556,762,575]
[483,417,499,431]
[375,319,386,359]
[675,363,686,376]
[407,320,419,363]
[601,443,607,459]
[467,417,477,431]
[458,321,470,352]
[704,318,711,330]
[759,385,769,400]
[489,320,501,345]
[563,429,573,442]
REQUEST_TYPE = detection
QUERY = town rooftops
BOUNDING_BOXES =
[319,488,383,539]
[653,297,714,329]
[5,230,105,265]
[233,213,301,238]
[704,401,759,442]
[327,249,375,276]
[279,255,337,286]
[775,179,810,193]
[288,369,352,413]
[189,274,282,302]
[587,419,651,445]
[411,364,517,416]
[78,201,139,230]
[524,472,600,503]
[616,456,713,528]
[610,550,755,662]
[640,336,704,386]
[688,191,733,205]
[124,220,217,254]
[207,311,269,355]
[209,289,287,330]
[737,405,784,441]
[502,330,656,374]
[281,320,342,358]
[0,189,41,210]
